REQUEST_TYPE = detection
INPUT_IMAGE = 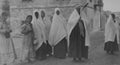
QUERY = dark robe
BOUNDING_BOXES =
[36,42,47,59]
[46,40,52,56]
[54,37,67,59]
[69,19,88,59]
[36,41,52,59]
[104,35,119,52]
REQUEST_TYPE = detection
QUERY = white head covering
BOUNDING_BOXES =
[67,9,80,38]
[49,8,67,46]
[67,8,90,46]
[32,9,46,50]
[105,14,119,44]
[67,9,80,46]
[41,9,52,41]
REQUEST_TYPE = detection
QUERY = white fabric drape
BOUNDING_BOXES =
[67,9,90,46]
[42,10,52,41]
[67,9,80,46]
[49,8,67,46]
[32,9,46,50]
[81,11,90,46]
[105,15,119,44]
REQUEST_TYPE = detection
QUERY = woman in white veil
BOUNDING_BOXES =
[49,8,67,59]
[32,9,47,60]
[40,10,52,56]
[67,6,90,61]
[104,13,119,54]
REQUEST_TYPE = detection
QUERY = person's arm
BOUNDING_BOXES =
[0,28,6,33]
[21,24,32,35]
[0,24,6,33]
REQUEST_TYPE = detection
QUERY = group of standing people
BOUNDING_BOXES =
[16,7,120,63]
[18,6,90,63]
[0,6,119,65]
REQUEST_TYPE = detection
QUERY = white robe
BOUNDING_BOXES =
[105,15,119,44]
[42,12,52,41]
[32,9,46,50]
[49,8,67,46]
[67,9,90,46]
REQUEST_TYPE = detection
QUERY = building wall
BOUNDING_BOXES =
[9,0,88,30]
[10,0,71,7]
[0,0,8,14]
[9,0,104,32]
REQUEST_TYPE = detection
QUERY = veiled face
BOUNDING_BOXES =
[56,10,60,15]
[35,12,39,19]
[41,10,45,19]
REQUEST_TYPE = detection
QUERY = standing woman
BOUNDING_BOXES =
[49,8,67,59]
[67,7,90,61]
[40,10,52,56]
[32,10,47,60]
[104,14,119,54]
[21,15,35,62]
[0,16,10,65]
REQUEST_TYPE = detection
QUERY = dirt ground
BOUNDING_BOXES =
[14,31,120,65]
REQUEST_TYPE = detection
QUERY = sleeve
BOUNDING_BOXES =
[0,23,6,33]
[21,25,32,35]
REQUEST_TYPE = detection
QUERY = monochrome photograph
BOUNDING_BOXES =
[0,0,119,65]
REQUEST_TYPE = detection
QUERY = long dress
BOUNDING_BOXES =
[68,9,89,59]
[36,42,47,59]
[69,22,81,58]
[21,23,35,62]
[54,38,67,58]
[69,20,88,59]
[43,16,52,56]
[79,20,88,59]
[0,22,9,65]
[104,35,119,52]
[49,8,67,59]
[32,9,47,60]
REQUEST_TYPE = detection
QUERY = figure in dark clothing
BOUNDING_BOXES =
[68,7,89,62]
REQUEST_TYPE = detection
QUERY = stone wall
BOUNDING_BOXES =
[9,0,104,33]
[9,0,86,30]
